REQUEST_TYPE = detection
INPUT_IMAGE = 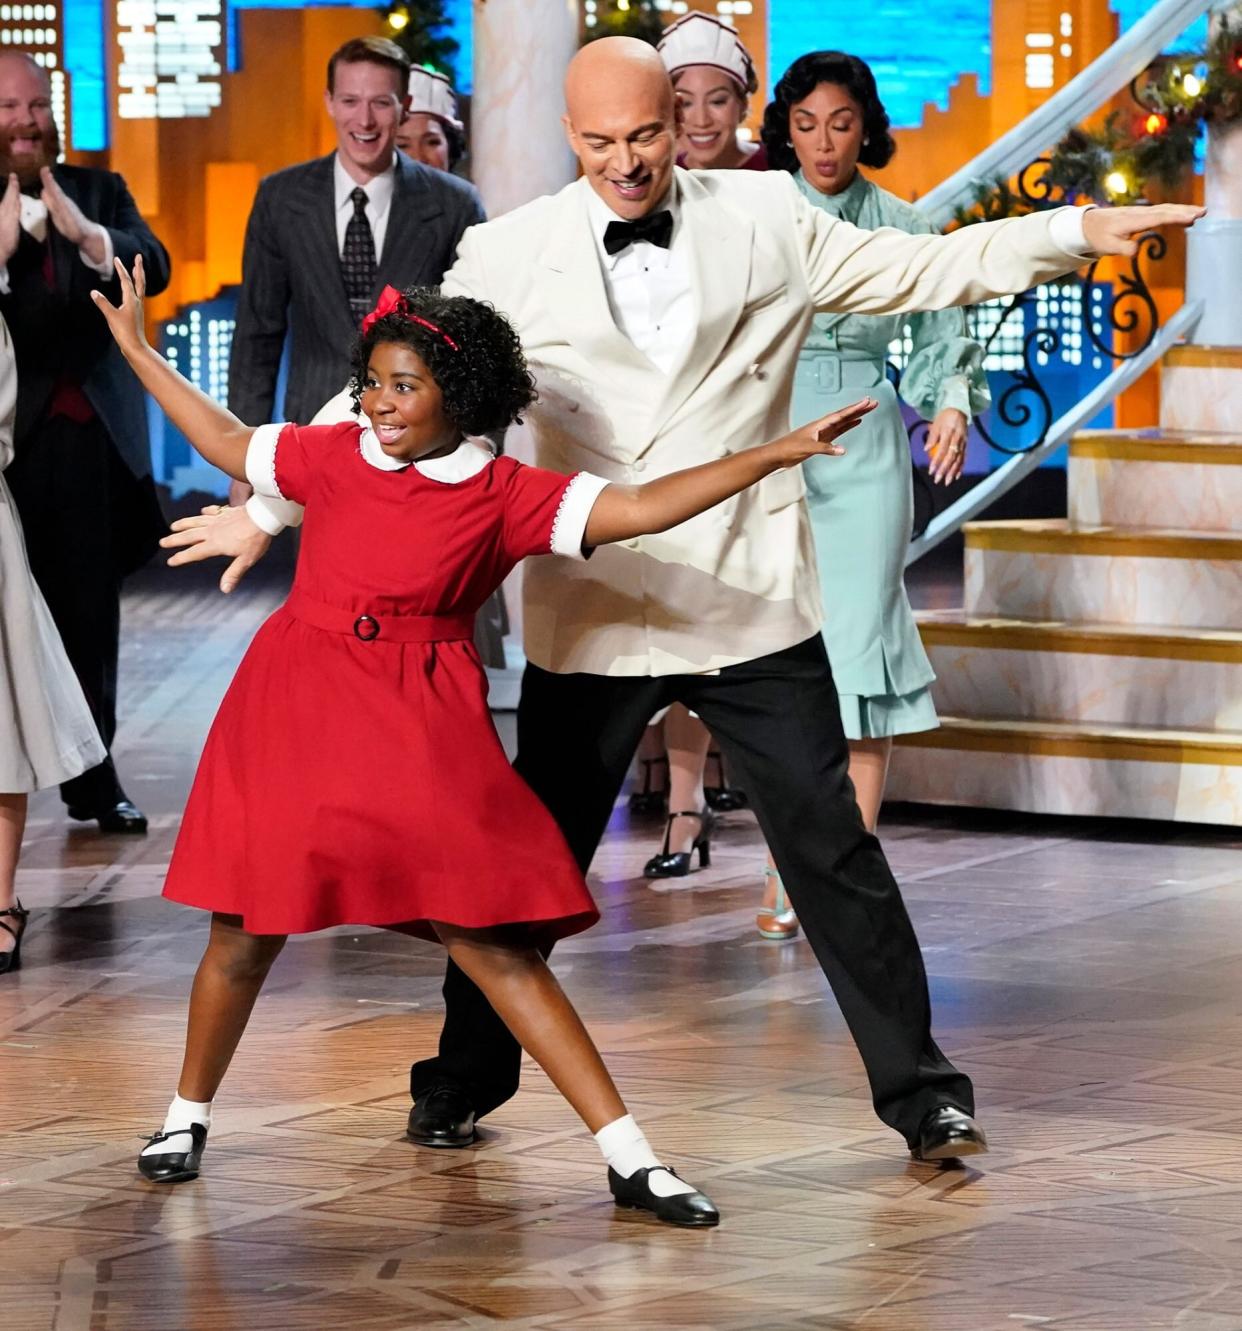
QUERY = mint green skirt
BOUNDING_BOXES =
[794,355,938,742]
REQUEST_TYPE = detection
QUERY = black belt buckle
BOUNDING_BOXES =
[353,614,380,642]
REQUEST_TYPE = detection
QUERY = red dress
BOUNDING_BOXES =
[163,421,600,941]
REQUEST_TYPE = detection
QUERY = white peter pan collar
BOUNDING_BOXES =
[358,424,495,482]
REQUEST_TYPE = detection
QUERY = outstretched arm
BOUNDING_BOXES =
[583,399,877,548]
[91,256,253,481]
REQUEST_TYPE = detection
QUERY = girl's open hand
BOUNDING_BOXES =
[90,254,149,356]
[773,397,877,466]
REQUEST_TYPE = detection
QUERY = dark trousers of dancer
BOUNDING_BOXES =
[410,635,973,1146]
[5,415,160,811]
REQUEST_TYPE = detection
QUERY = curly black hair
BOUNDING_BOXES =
[349,287,536,437]
[760,51,896,175]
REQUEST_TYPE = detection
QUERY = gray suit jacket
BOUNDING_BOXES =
[227,151,485,426]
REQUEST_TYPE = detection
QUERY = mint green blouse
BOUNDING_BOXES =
[794,170,991,421]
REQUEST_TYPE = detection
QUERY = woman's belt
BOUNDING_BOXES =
[794,354,887,395]
[284,588,474,643]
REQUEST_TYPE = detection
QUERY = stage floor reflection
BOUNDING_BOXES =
[4,559,1242,1331]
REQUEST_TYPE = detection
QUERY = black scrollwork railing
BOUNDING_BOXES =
[1083,230,1165,360]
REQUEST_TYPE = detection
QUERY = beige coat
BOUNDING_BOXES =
[438,168,1087,676]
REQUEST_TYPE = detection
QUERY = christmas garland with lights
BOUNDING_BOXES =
[953,21,1242,225]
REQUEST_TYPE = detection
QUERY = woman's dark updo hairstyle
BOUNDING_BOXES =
[760,51,897,175]
[349,287,536,437]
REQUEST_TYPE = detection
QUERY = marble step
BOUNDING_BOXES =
[1161,344,1242,434]
[964,519,1242,630]
[918,614,1242,731]
[887,716,1242,825]
[1068,430,1242,532]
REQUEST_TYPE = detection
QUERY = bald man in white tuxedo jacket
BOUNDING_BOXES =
[202,38,1201,1163]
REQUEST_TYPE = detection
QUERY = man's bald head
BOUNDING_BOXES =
[0,50,59,186]
[563,38,678,221]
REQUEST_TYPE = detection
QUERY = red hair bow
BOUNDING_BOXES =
[360,285,461,351]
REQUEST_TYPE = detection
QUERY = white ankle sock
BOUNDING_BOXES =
[594,1114,695,1198]
[140,1094,212,1157]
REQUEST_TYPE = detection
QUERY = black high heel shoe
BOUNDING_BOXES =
[703,750,748,813]
[0,901,28,976]
[628,756,669,816]
[644,810,713,878]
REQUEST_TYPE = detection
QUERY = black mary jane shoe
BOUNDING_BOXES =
[138,1123,208,1184]
[911,1106,989,1163]
[68,799,149,835]
[703,750,748,813]
[406,1085,477,1148]
[608,1166,720,1228]
[644,809,714,879]
[628,756,669,817]
[0,901,29,976]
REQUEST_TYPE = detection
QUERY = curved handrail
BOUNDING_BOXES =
[916,0,1220,227]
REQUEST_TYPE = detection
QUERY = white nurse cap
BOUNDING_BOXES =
[407,67,463,130]
[657,13,757,95]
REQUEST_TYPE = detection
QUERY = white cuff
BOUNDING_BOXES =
[245,493,303,535]
[80,225,114,277]
[1049,205,1094,259]
[245,421,288,500]
[550,472,610,559]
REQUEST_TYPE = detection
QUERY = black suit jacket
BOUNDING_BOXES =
[227,152,486,426]
[0,164,171,477]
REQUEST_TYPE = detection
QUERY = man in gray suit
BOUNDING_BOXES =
[227,35,484,514]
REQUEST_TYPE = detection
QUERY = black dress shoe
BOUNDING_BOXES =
[406,1086,477,1148]
[68,800,148,834]
[608,1166,720,1228]
[911,1106,989,1162]
[138,1123,207,1184]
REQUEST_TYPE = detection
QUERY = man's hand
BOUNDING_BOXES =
[40,165,108,264]
[1083,203,1205,257]
[160,504,273,594]
[0,173,21,266]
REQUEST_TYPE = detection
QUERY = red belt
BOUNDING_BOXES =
[284,589,473,643]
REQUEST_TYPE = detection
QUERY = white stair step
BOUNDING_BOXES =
[964,520,1242,630]
[917,614,1242,731]
[1161,345,1242,434]
[887,717,1242,825]
[1069,430,1242,532]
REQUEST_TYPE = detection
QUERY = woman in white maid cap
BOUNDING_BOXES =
[658,11,767,172]
[397,67,467,173]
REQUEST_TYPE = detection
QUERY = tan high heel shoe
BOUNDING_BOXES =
[756,868,799,941]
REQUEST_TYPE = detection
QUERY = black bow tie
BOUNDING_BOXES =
[603,209,673,256]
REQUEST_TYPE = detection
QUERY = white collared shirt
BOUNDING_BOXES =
[333,155,397,259]
[585,183,694,375]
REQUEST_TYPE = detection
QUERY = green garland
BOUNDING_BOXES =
[954,21,1242,225]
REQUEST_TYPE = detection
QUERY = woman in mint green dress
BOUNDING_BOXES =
[752,52,990,939]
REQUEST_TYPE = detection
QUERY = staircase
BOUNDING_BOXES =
[887,345,1242,825]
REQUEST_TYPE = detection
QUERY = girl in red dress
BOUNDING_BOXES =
[93,259,873,1227]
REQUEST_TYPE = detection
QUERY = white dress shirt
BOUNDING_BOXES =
[333,155,396,259]
[585,183,694,375]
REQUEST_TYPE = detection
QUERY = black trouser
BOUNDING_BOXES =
[410,635,973,1146]
[5,416,159,811]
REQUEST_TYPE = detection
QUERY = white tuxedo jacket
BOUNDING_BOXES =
[271,169,1091,677]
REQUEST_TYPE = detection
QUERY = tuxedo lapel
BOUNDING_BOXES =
[536,179,658,379]
[287,155,355,345]
[376,154,445,290]
[647,169,753,442]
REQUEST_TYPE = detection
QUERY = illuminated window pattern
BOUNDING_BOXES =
[160,302,236,496]
[117,0,223,120]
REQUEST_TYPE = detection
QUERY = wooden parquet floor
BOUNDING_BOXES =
[3,560,1242,1330]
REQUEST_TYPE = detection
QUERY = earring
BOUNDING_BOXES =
[863,136,870,145]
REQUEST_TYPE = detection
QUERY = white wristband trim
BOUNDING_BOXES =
[245,421,289,501]
[550,472,610,560]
